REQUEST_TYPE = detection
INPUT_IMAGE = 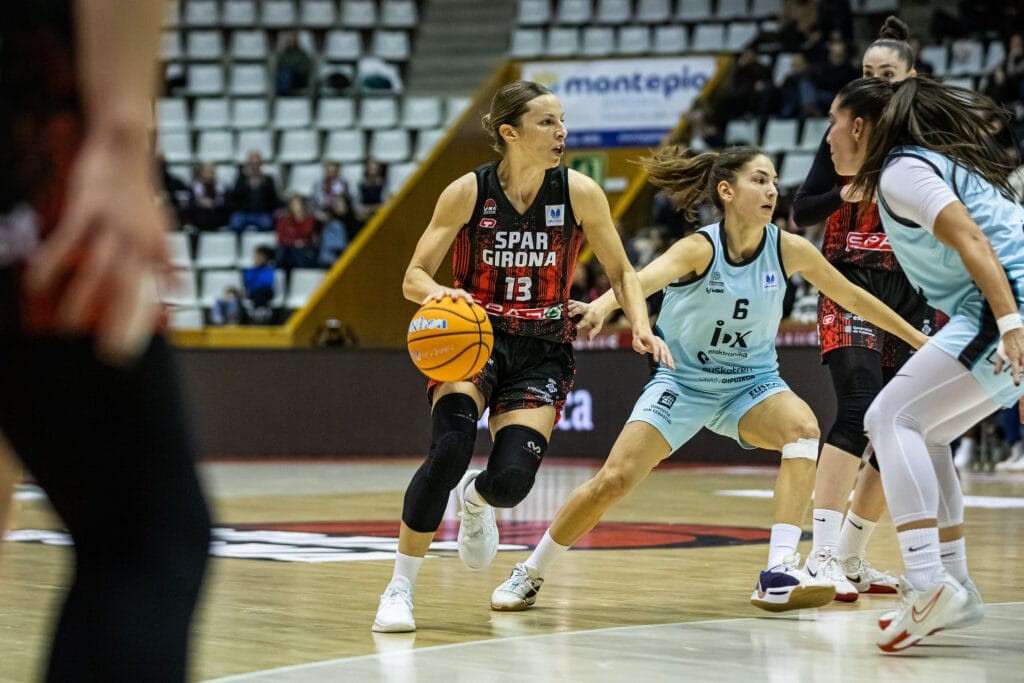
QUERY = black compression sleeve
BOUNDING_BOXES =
[792,132,844,228]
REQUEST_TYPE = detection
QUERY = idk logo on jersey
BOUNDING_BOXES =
[545,204,565,227]
[762,271,779,291]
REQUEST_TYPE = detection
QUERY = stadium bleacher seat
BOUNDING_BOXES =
[285,268,326,309]
[595,0,631,26]
[381,0,418,29]
[618,26,651,56]
[196,233,240,270]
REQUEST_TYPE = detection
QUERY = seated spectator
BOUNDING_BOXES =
[810,38,859,113]
[210,286,244,326]
[317,195,353,268]
[275,30,314,96]
[243,245,277,323]
[311,160,352,223]
[715,46,778,124]
[275,193,317,270]
[230,151,280,232]
[778,0,820,54]
[777,52,819,119]
[190,162,231,232]
[354,157,389,222]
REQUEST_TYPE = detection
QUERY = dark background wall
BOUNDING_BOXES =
[176,347,834,463]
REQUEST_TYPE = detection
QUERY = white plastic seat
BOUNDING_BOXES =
[517,0,552,26]
[772,52,795,84]
[595,0,632,25]
[380,0,418,28]
[778,151,815,189]
[230,64,268,96]
[556,0,592,25]
[273,270,287,308]
[324,30,363,61]
[196,234,240,270]
[716,0,748,20]
[691,23,726,52]
[197,130,235,162]
[285,268,326,308]
[324,129,366,163]
[761,118,798,153]
[157,98,190,132]
[510,29,545,58]
[919,45,948,77]
[724,119,759,146]
[617,26,651,55]
[675,0,712,22]
[287,163,324,195]
[300,0,337,26]
[187,64,225,95]
[317,98,357,129]
[358,97,399,129]
[216,164,239,186]
[652,25,688,54]
[193,98,231,129]
[184,1,219,26]
[388,161,417,193]
[223,0,258,26]
[167,232,192,268]
[161,31,183,61]
[401,97,442,130]
[725,22,759,52]
[372,30,410,62]
[984,40,1006,73]
[185,30,223,60]
[357,57,404,94]
[278,130,321,163]
[159,130,193,163]
[163,269,200,307]
[163,0,181,27]
[232,99,270,129]
[235,129,275,162]
[545,27,580,57]
[200,269,244,308]
[261,0,297,27]
[798,117,829,151]
[240,232,279,266]
[272,98,313,129]
[636,0,671,23]
[446,96,471,125]
[341,0,377,28]
[949,39,984,76]
[861,0,897,12]
[415,128,445,160]
[169,306,204,329]
[370,129,410,163]
[750,0,781,18]
[231,30,269,60]
[581,27,615,57]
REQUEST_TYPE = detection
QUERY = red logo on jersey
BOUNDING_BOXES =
[846,233,892,251]
[483,199,497,216]
[822,314,835,325]
[479,218,496,228]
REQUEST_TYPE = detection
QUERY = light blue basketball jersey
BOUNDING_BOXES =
[654,221,787,390]
[876,145,1024,316]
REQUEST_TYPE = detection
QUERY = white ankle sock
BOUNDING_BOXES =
[898,527,942,591]
[940,537,969,583]
[767,523,802,570]
[525,531,569,579]
[391,552,423,587]
[837,510,877,561]
[810,508,843,560]
[464,477,487,508]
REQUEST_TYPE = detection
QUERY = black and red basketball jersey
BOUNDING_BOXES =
[453,162,583,342]
[820,179,899,271]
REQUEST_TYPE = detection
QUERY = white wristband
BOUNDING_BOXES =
[997,313,1023,337]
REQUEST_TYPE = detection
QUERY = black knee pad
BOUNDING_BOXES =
[402,393,479,532]
[824,347,882,459]
[474,425,547,508]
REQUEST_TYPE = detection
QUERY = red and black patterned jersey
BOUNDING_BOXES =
[0,3,89,335]
[452,162,583,342]
[820,179,900,271]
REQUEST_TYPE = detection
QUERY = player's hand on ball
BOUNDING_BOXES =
[423,287,474,306]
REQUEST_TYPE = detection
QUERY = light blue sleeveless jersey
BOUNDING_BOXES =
[655,221,787,390]
[876,146,1024,316]
[876,146,1024,405]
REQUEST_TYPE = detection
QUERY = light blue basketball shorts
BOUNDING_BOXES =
[627,371,791,450]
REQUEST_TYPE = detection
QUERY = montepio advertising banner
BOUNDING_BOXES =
[521,56,719,148]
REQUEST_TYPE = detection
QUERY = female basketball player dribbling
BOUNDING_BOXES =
[372,80,671,632]
[490,146,927,614]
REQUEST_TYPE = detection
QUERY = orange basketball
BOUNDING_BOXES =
[407,296,494,382]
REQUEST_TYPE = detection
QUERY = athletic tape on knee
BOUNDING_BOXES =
[781,437,819,461]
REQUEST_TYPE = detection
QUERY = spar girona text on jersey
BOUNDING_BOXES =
[819,180,900,271]
[452,162,583,342]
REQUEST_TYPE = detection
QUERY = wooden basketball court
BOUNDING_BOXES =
[1,459,1022,681]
